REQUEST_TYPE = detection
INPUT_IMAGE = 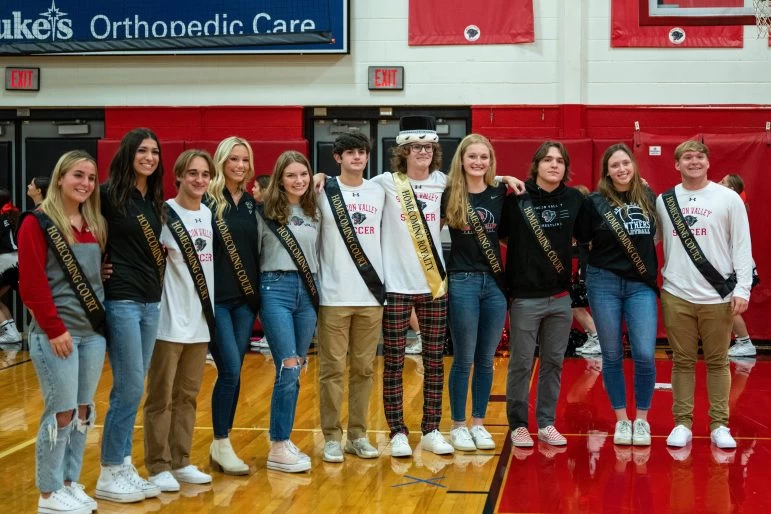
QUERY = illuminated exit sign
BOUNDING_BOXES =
[5,67,40,91]
[368,66,404,90]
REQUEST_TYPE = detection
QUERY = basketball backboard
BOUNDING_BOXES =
[638,0,757,26]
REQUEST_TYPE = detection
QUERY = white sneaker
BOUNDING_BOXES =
[469,425,496,450]
[728,339,756,357]
[148,471,180,492]
[450,427,476,451]
[267,440,312,473]
[405,333,422,355]
[344,437,379,459]
[421,429,455,455]
[613,420,632,445]
[120,463,161,498]
[171,465,212,484]
[65,483,97,512]
[323,441,344,463]
[95,465,145,503]
[711,425,737,449]
[576,334,601,355]
[666,424,693,447]
[38,488,92,514]
[0,329,20,344]
[389,433,413,458]
[632,419,651,446]
[250,336,269,349]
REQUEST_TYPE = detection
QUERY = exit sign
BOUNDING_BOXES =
[5,67,40,91]
[368,66,404,90]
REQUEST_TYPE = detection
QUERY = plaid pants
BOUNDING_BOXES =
[382,292,447,437]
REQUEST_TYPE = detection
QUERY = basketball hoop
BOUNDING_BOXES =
[754,0,771,38]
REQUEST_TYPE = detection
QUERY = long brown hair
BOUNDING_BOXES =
[263,151,317,225]
[597,143,653,218]
[444,134,497,229]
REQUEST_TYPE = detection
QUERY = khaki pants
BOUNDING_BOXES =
[143,340,208,475]
[661,290,733,431]
[318,305,383,442]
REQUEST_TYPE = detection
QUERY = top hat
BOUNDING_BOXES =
[396,115,439,146]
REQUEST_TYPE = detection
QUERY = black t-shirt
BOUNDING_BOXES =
[441,183,507,273]
[207,190,260,308]
[101,185,163,302]
[584,191,658,289]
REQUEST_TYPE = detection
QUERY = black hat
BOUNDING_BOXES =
[396,115,439,146]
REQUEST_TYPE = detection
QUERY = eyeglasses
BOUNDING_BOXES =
[409,144,434,153]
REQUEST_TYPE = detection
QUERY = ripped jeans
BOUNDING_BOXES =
[29,331,105,493]
[260,271,318,441]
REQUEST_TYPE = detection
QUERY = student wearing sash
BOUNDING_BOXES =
[317,133,385,463]
[441,134,508,452]
[656,140,753,450]
[144,150,216,491]
[97,128,165,503]
[500,141,589,448]
[205,137,260,475]
[18,150,107,514]
[582,144,659,447]
[256,150,319,473]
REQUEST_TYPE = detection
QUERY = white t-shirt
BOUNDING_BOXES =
[156,199,215,343]
[371,171,447,294]
[656,182,753,303]
[318,178,385,306]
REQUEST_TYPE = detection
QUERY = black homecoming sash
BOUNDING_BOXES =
[24,211,105,332]
[662,188,736,298]
[164,203,216,339]
[325,177,385,304]
[257,206,320,312]
[516,195,569,278]
[465,196,508,297]
[590,194,657,291]
[128,201,166,289]
[213,216,259,312]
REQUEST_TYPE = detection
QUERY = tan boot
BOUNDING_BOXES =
[210,438,250,475]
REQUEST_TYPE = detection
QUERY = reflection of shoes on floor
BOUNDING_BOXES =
[179,483,212,498]
[741,440,756,466]
[614,445,632,464]
[730,356,757,374]
[390,457,413,475]
[711,446,736,465]
[632,446,651,466]
[582,356,603,372]
[728,339,756,357]
[511,446,534,461]
[667,443,692,462]
[266,469,311,498]
[415,449,453,473]
[453,453,494,470]
[538,443,567,459]
[211,480,245,508]
[404,354,424,374]
[586,430,608,453]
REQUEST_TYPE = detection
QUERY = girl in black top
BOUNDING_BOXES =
[206,136,260,475]
[97,128,166,502]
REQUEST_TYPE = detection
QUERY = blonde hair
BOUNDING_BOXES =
[444,134,497,229]
[40,150,106,250]
[263,151,317,225]
[674,140,709,161]
[207,137,255,220]
[597,143,654,218]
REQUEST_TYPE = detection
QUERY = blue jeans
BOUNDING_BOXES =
[586,265,657,411]
[101,300,160,465]
[259,271,318,441]
[29,331,105,493]
[211,300,257,438]
[448,272,507,421]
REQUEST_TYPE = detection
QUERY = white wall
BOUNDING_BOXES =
[0,0,768,107]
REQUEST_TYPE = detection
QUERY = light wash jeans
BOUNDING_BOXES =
[586,265,658,411]
[448,272,507,421]
[259,271,318,441]
[29,331,105,493]
[101,300,160,465]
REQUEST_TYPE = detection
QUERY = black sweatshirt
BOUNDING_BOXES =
[499,180,589,298]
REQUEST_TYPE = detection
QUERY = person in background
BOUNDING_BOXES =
[571,184,601,356]
[256,151,320,473]
[582,143,659,447]
[97,128,165,504]
[206,137,260,475]
[27,176,50,207]
[0,189,21,346]
[144,150,216,491]
[442,134,508,452]
[252,175,270,204]
[721,174,758,358]
[18,150,107,514]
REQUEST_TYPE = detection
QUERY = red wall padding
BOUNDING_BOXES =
[491,138,595,188]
